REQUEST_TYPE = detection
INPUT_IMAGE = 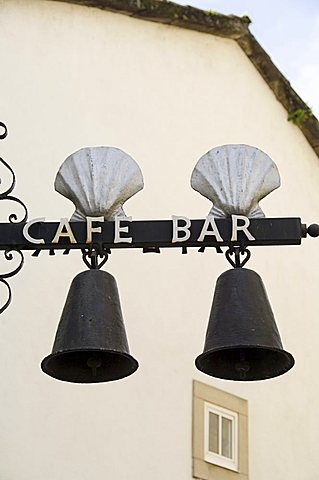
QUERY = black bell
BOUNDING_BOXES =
[195,268,294,381]
[41,270,138,383]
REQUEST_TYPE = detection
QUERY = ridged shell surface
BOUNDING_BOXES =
[55,147,144,221]
[191,144,280,218]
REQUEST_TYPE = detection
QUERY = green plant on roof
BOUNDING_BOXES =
[205,9,217,16]
[288,107,313,125]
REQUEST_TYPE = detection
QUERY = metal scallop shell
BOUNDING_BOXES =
[191,144,280,218]
[55,146,144,221]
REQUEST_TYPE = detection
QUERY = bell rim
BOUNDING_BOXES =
[195,345,295,381]
[41,348,139,383]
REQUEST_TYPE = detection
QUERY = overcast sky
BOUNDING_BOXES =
[175,0,319,116]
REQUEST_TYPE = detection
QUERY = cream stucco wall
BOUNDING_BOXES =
[0,1,318,479]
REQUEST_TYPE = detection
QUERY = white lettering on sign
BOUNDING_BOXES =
[23,217,45,244]
[21,215,256,245]
[231,215,255,241]
[197,216,223,242]
[172,216,191,243]
[86,216,104,243]
[114,216,133,243]
[52,218,77,244]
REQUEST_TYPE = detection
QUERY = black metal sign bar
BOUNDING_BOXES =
[0,217,306,251]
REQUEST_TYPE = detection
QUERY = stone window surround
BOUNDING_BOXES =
[193,380,249,480]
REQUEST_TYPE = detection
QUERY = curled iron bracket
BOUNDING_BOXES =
[0,123,28,314]
[0,249,24,314]
[0,122,28,223]
[225,246,251,268]
[82,244,109,270]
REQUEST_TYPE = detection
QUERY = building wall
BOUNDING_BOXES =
[0,1,318,479]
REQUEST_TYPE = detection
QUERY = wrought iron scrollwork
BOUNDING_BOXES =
[0,122,28,223]
[82,244,110,270]
[0,122,28,313]
[0,122,8,140]
[0,249,24,314]
[225,245,251,268]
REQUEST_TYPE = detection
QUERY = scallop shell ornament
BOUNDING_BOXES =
[55,146,144,221]
[191,144,280,218]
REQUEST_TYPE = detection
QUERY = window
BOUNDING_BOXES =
[193,380,248,480]
[204,402,238,471]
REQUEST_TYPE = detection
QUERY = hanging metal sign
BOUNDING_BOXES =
[0,121,318,383]
[0,214,305,251]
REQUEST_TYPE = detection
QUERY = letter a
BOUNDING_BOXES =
[197,216,223,242]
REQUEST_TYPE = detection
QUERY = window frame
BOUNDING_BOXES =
[204,402,239,472]
[192,380,249,480]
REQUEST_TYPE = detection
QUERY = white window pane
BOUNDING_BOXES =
[208,412,219,454]
[221,416,232,459]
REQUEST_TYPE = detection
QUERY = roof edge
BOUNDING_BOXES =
[53,0,251,38]
[237,33,319,155]
[53,0,319,157]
